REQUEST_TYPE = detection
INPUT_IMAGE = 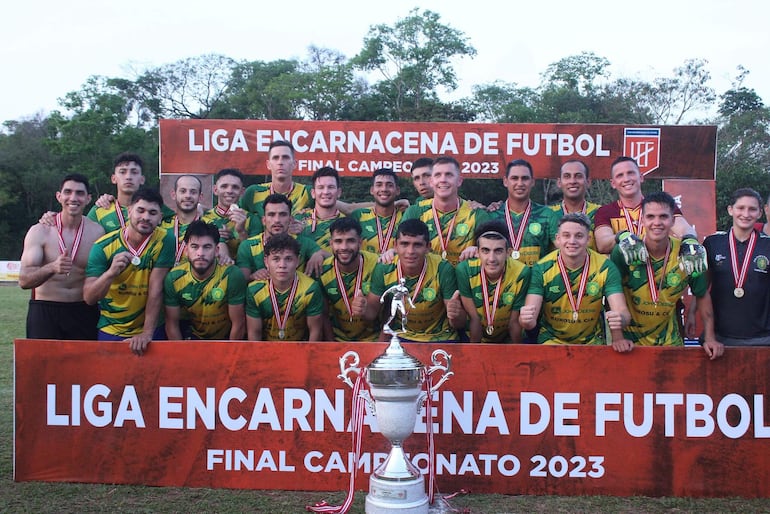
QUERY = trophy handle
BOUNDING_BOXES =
[338,351,361,389]
[427,349,454,393]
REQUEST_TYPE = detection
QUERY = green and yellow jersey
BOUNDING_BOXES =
[529,249,623,345]
[240,182,313,217]
[549,201,601,250]
[490,201,557,266]
[86,227,176,336]
[87,203,175,233]
[402,199,490,266]
[163,262,246,339]
[201,206,262,258]
[370,253,459,342]
[611,237,708,346]
[297,209,346,253]
[349,208,404,254]
[317,251,380,342]
[455,257,531,343]
[236,233,321,275]
[245,272,323,341]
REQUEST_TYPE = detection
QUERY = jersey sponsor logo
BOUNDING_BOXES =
[624,128,661,175]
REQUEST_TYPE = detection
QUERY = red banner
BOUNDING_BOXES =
[15,340,770,498]
[158,120,716,180]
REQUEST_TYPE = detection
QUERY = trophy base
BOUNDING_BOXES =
[365,474,429,514]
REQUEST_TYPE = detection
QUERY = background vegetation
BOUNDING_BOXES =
[1,7,768,259]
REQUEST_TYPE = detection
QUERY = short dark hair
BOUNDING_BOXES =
[411,157,434,171]
[396,218,430,245]
[329,217,362,238]
[641,191,676,214]
[214,168,244,184]
[731,188,762,207]
[561,159,590,179]
[312,166,340,187]
[173,174,202,191]
[130,187,164,208]
[268,140,295,157]
[372,168,398,185]
[432,156,461,170]
[506,159,533,177]
[558,212,592,232]
[113,152,143,172]
[184,220,220,244]
[474,220,511,246]
[264,193,292,211]
[610,156,639,178]
[264,232,300,257]
[60,173,90,193]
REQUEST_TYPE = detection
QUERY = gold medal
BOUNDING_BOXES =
[279,329,285,339]
[131,256,141,266]
[511,250,520,260]
[485,325,494,336]
[734,287,745,298]
[572,311,578,322]
[441,250,447,259]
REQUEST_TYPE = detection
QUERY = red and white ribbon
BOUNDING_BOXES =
[504,200,531,256]
[729,228,757,292]
[311,209,339,232]
[334,255,364,322]
[557,252,590,322]
[644,240,671,305]
[375,212,398,253]
[55,213,84,260]
[269,273,299,339]
[122,227,152,263]
[431,200,460,259]
[397,258,428,307]
[480,266,503,336]
[620,202,642,236]
[114,200,126,229]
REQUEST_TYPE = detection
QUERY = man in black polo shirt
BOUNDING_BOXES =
[703,188,770,346]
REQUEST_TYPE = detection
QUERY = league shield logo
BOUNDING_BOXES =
[624,128,661,175]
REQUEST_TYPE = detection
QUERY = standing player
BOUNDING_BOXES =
[87,152,146,232]
[611,192,722,357]
[703,188,770,346]
[410,157,434,202]
[164,220,247,340]
[84,188,176,354]
[490,159,557,266]
[519,213,632,350]
[160,175,203,264]
[245,233,324,341]
[349,168,404,254]
[362,219,465,342]
[319,218,380,342]
[456,221,530,343]
[201,168,258,261]
[402,156,489,265]
[550,159,600,249]
[297,167,346,253]
[19,174,105,339]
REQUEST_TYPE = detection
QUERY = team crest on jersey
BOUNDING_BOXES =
[211,288,225,301]
[633,270,642,279]
[666,273,682,287]
[455,224,470,237]
[623,128,661,175]
[364,225,375,234]
[529,223,542,235]
[586,282,600,296]
[502,292,514,305]
[755,255,769,272]
[422,287,437,301]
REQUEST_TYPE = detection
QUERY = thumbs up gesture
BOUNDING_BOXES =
[351,289,368,318]
[446,290,464,323]
[54,248,73,275]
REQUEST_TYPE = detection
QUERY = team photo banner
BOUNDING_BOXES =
[14,340,769,498]
[159,120,717,180]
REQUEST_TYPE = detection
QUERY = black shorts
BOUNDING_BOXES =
[26,300,99,340]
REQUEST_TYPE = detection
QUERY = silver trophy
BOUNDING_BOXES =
[338,280,454,514]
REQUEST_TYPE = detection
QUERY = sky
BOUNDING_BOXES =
[3,0,769,124]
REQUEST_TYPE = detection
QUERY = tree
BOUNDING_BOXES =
[637,59,716,124]
[352,8,476,120]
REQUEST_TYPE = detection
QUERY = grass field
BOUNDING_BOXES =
[1,285,769,513]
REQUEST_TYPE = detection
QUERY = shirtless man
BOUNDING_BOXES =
[19,174,105,339]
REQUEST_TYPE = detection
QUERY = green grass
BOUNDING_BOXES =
[2,285,770,512]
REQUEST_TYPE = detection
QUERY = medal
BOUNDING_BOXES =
[431,199,460,262]
[728,228,756,301]
[504,200,530,263]
[644,239,671,306]
[279,329,285,339]
[334,255,364,322]
[557,252,590,325]
[485,325,494,336]
[54,213,85,262]
[374,210,398,252]
[621,201,643,236]
[122,228,152,268]
[480,264,503,340]
[269,274,299,341]
[131,256,141,266]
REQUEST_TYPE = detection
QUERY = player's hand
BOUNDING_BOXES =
[227,205,247,230]
[678,235,707,277]
[305,251,326,278]
[394,199,410,211]
[616,231,648,266]
[605,310,625,331]
[288,218,305,235]
[459,246,478,262]
[351,289,367,318]
[446,291,464,322]
[126,331,152,356]
[611,338,634,353]
[486,200,503,212]
[52,249,73,275]
[250,269,270,282]
[702,339,724,360]
[519,304,538,329]
[379,249,396,264]
[39,211,57,227]
[95,194,115,209]
[108,251,133,277]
